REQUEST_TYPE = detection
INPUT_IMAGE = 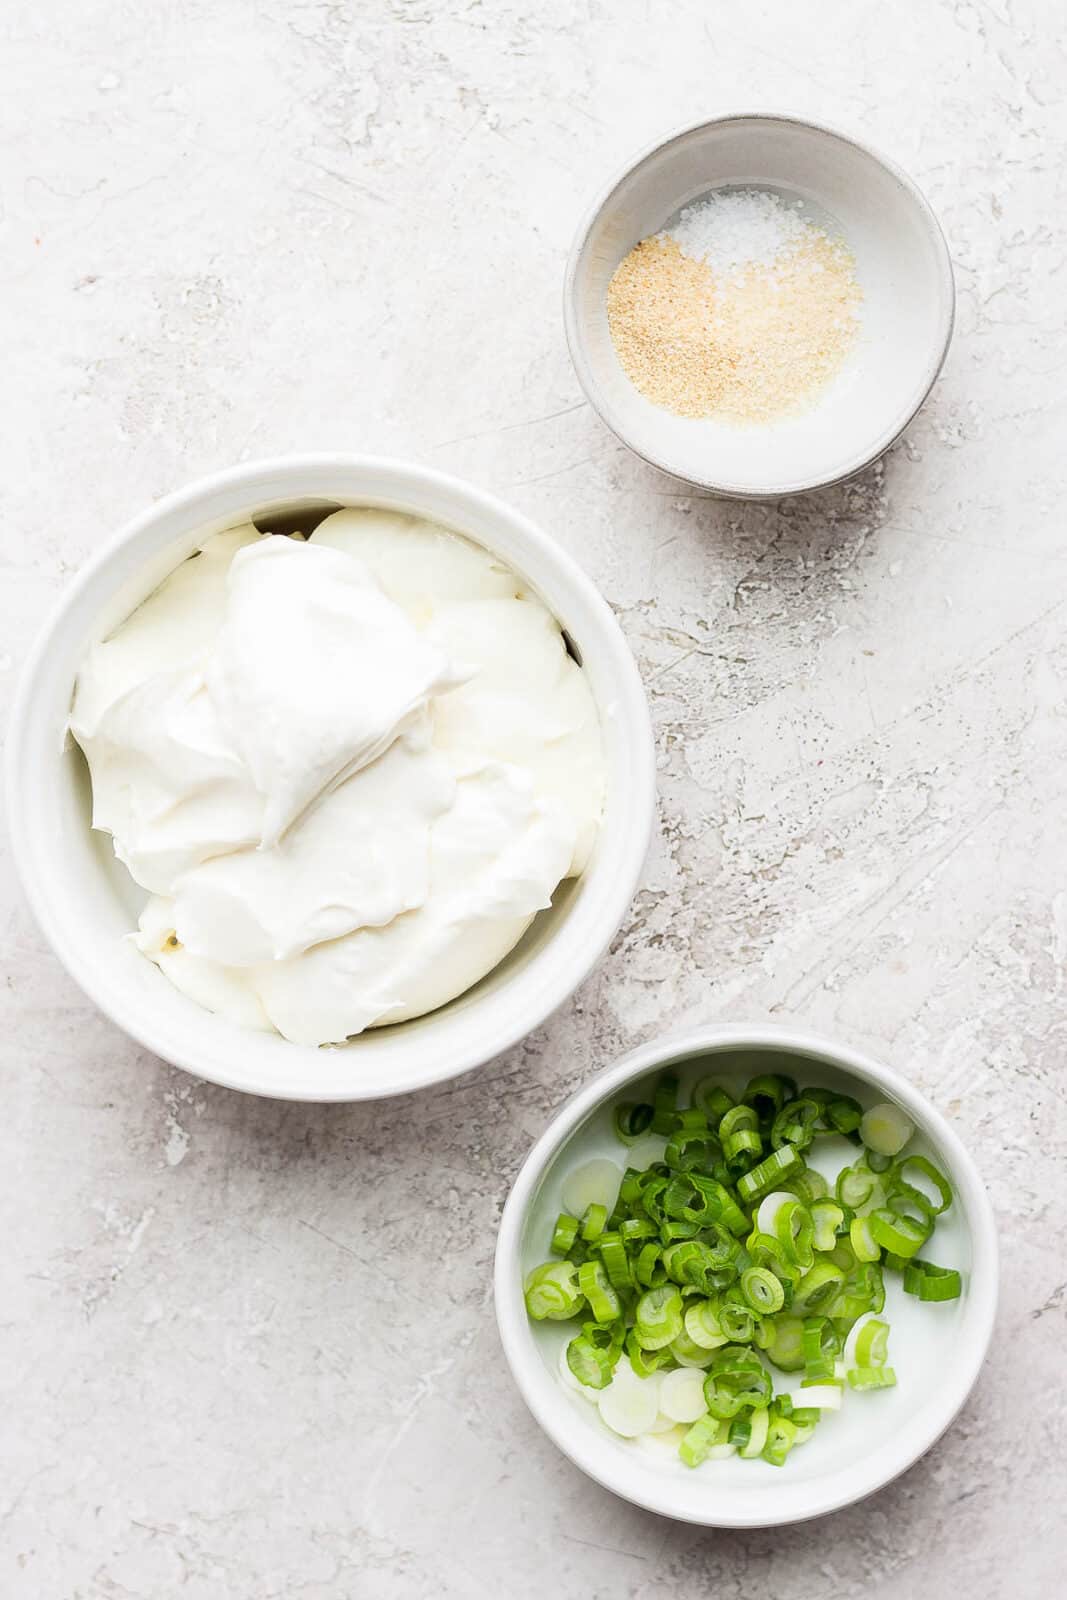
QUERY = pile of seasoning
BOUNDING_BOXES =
[606,188,861,425]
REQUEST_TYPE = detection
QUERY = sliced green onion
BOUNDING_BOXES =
[847,1366,898,1391]
[566,1332,615,1389]
[551,1212,579,1256]
[741,1266,786,1315]
[810,1200,845,1251]
[577,1260,621,1323]
[651,1073,680,1135]
[829,1236,858,1272]
[618,1216,656,1244]
[836,1163,876,1209]
[739,1405,770,1457]
[849,1215,881,1263]
[719,1104,762,1165]
[727,1416,750,1450]
[783,1168,829,1205]
[743,1074,797,1125]
[854,1317,890,1368]
[745,1230,802,1285]
[558,1339,600,1400]
[662,1239,704,1285]
[691,1077,735,1122]
[763,1315,806,1373]
[664,1123,720,1173]
[598,1232,635,1292]
[802,1315,841,1380]
[679,1413,728,1467]
[825,1095,863,1135]
[625,1328,668,1379]
[869,1207,930,1260]
[903,1258,962,1301]
[774,1198,814,1272]
[831,1261,886,1321]
[524,1260,584,1321]
[771,1097,821,1151]
[530,1067,968,1474]
[737,1144,803,1205]
[669,1329,718,1368]
[636,1171,668,1221]
[761,1411,798,1467]
[635,1241,668,1288]
[703,1359,772,1419]
[859,1102,915,1158]
[717,1291,757,1343]
[580,1202,608,1242]
[684,1299,727,1350]
[613,1101,654,1145]
[662,1173,716,1226]
[634,1285,684,1350]
[791,1261,845,1316]
[891,1155,953,1215]
[789,1410,820,1443]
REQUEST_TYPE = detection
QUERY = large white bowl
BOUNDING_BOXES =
[6,456,655,1101]
[565,114,955,499]
[495,1024,997,1526]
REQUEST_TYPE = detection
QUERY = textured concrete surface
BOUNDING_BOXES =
[2,2,1065,1596]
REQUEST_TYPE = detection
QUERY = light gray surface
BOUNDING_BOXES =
[1,2,1063,1595]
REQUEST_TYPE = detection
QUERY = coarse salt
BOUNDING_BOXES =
[666,187,813,275]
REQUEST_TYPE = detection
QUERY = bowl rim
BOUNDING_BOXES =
[5,453,656,1101]
[563,110,956,501]
[494,1020,998,1526]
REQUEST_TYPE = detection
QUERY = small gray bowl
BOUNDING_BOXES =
[564,113,955,500]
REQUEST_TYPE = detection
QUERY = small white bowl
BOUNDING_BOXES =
[6,456,655,1102]
[495,1023,997,1526]
[565,114,955,499]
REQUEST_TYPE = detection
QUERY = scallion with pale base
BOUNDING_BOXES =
[523,1067,962,1471]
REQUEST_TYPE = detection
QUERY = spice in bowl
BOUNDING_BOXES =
[606,188,861,425]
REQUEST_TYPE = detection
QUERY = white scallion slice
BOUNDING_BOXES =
[627,1135,668,1172]
[637,1424,688,1456]
[646,1411,680,1434]
[756,1190,798,1236]
[859,1103,915,1158]
[739,1406,770,1458]
[706,1442,737,1460]
[798,1383,844,1411]
[658,1367,708,1424]
[597,1371,661,1438]
[561,1159,624,1219]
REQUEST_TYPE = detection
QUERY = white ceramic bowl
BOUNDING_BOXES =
[6,456,655,1102]
[495,1024,997,1526]
[565,114,955,499]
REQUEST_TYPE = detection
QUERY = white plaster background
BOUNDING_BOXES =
[2,1,1065,1595]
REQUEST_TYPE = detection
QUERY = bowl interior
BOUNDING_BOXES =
[507,1037,991,1525]
[567,116,953,497]
[11,461,653,1100]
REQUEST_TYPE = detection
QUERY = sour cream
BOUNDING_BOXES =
[70,511,605,1046]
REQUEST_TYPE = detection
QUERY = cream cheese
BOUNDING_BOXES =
[71,511,605,1047]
